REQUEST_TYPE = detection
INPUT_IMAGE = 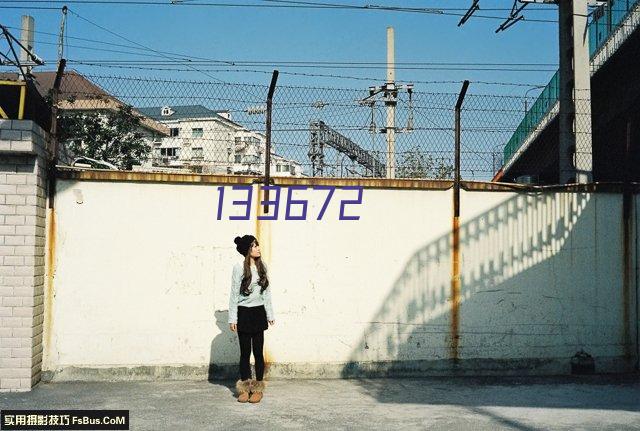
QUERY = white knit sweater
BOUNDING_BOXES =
[228,261,275,324]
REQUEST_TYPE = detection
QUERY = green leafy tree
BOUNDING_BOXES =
[396,145,454,179]
[58,103,150,170]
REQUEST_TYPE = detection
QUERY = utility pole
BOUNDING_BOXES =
[558,0,593,183]
[385,27,396,179]
[0,17,43,81]
[360,27,413,179]
[19,15,35,79]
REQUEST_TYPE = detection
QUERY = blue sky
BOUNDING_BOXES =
[1,1,562,95]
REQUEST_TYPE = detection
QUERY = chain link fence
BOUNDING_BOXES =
[51,71,595,184]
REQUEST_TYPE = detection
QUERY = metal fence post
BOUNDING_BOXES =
[47,58,66,209]
[451,80,469,362]
[263,70,279,214]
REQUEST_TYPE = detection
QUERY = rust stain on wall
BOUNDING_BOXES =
[450,215,461,361]
[254,185,272,260]
[56,167,454,190]
[57,167,640,193]
[44,207,56,361]
[255,185,275,377]
[263,347,273,377]
[255,185,262,249]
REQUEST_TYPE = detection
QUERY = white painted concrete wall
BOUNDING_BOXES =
[458,192,633,367]
[42,180,638,377]
[344,191,636,374]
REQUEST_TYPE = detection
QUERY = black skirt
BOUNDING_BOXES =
[237,305,268,333]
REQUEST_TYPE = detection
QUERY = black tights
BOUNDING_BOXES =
[238,331,264,381]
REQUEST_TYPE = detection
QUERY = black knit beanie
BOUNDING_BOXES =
[234,235,257,257]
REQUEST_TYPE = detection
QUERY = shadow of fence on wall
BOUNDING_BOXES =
[340,191,635,382]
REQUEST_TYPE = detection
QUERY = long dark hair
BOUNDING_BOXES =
[240,239,269,296]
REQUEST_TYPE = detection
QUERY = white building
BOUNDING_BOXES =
[0,71,171,169]
[137,105,304,176]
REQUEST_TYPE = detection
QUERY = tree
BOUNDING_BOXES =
[396,145,454,179]
[57,103,150,170]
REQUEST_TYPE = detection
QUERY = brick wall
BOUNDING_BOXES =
[0,119,49,392]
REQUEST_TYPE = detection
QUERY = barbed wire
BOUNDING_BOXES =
[46,71,597,183]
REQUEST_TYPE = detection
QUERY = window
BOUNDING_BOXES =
[192,128,204,138]
[235,137,242,144]
[276,164,281,172]
[235,154,242,163]
[160,148,178,157]
[193,147,203,159]
[169,128,179,137]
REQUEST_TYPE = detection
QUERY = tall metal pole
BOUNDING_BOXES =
[451,80,469,363]
[264,70,279,214]
[385,26,396,179]
[558,0,593,184]
[57,6,67,63]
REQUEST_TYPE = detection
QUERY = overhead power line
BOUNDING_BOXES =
[3,26,564,71]
[0,6,62,10]
[0,1,560,23]
[63,7,263,101]
[2,25,232,64]
[2,26,561,67]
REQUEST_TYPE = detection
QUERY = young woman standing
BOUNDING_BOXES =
[228,234,275,403]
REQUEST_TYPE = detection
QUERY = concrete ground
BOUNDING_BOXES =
[1,375,639,430]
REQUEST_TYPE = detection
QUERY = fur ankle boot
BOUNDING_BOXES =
[248,379,265,403]
[235,379,251,403]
